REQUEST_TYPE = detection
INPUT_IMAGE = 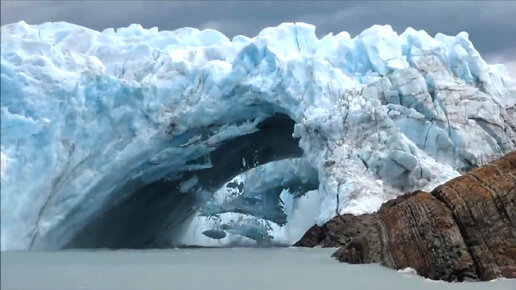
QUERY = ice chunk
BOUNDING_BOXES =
[202,229,226,240]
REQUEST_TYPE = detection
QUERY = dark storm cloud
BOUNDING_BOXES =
[1,1,516,68]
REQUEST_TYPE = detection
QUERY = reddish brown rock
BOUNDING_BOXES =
[295,151,516,281]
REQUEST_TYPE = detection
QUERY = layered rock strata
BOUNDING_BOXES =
[295,151,516,281]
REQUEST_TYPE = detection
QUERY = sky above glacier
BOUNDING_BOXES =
[2,1,515,77]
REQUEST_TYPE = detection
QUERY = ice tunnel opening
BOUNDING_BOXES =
[171,155,321,247]
[64,113,319,249]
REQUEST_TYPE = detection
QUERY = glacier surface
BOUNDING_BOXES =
[1,21,515,250]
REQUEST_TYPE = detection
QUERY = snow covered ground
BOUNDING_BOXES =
[1,21,515,250]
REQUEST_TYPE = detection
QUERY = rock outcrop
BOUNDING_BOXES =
[295,151,516,281]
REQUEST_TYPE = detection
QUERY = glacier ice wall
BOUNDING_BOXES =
[1,21,515,250]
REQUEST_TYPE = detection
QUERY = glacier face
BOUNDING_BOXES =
[1,21,515,250]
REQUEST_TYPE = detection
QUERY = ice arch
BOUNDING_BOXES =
[37,114,317,249]
[2,21,515,250]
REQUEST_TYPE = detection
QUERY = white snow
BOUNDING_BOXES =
[1,21,515,250]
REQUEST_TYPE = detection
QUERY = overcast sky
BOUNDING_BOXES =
[2,1,515,77]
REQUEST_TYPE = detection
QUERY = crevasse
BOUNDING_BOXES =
[1,21,515,250]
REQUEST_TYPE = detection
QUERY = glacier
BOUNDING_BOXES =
[1,21,515,250]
